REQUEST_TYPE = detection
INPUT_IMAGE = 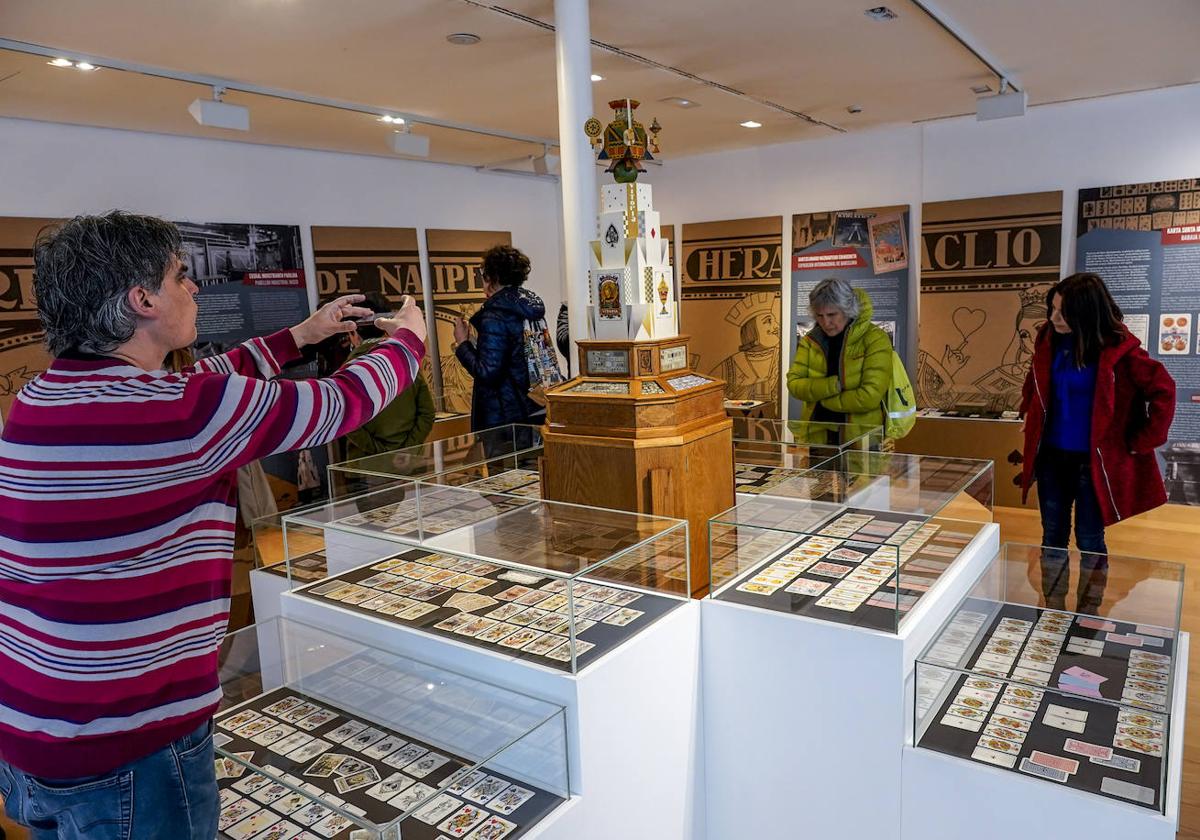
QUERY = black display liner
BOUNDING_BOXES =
[714,509,951,632]
[917,603,1173,810]
[294,547,683,672]
[216,686,565,840]
[264,549,327,582]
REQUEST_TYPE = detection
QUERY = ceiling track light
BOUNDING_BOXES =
[739,120,762,129]
[188,85,251,131]
[378,115,405,124]
[389,123,430,157]
[590,74,603,82]
[48,57,98,70]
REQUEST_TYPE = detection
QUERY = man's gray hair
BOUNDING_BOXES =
[34,211,184,356]
[808,277,860,320]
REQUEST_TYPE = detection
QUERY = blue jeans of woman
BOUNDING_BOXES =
[0,720,217,840]
[1036,446,1109,615]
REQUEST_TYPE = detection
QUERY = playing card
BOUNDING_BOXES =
[940,713,982,732]
[603,608,644,627]
[345,726,387,752]
[1042,715,1086,734]
[1091,753,1141,773]
[389,782,437,811]
[311,813,354,838]
[498,629,545,650]
[251,724,297,747]
[250,782,291,805]
[976,735,1022,755]
[1114,736,1162,757]
[384,743,428,769]
[263,696,305,717]
[1018,757,1068,783]
[250,820,302,840]
[269,791,310,816]
[971,746,1017,768]
[1104,632,1143,647]
[366,772,416,801]
[225,808,282,839]
[414,793,464,824]
[808,562,853,579]
[293,709,338,732]
[475,622,521,644]
[1044,704,1088,723]
[463,775,509,804]
[303,754,346,778]
[219,798,261,831]
[992,704,1036,722]
[1118,710,1165,731]
[1029,751,1078,774]
[269,732,314,756]
[1100,776,1156,805]
[232,773,272,794]
[363,735,408,761]
[487,783,535,814]
[465,815,518,839]
[983,724,1026,743]
[1064,739,1112,760]
[406,752,452,779]
[438,804,487,837]
[325,721,366,744]
[221,710,264,731]
[785,578,830,596]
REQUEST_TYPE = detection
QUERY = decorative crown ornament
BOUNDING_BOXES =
[584,99,660,183]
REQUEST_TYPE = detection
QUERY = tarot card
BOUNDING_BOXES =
[389,782,437,811]
[458,577,497,594]
[487,783,535,815]
[363,735,408,761]
[521,634,565,657]
[971,746,1017,769]
[506,607,547,627]
[219,798,261,831]
[466,815,518,840]
[385,743,428,769]
[335,767,381,794]
[529,611,570,633]
[445,769,487,795]
[293,709,338,732]
[463,775,510,805]
[438,804,488,837]
[486,603,527,622]
[397,602,439,621]
[578,603,619,621]
[603,608,644,627]
[446,593,498,613]
[545,639,595,661]
[326,720,366,744]
[536,594,570,612]
[221,710,264,732]
[251,724,297,747]
[815,595,862,611]
[234,718,277,740]
[475,622,521,644]
[361,593,403,612]
[269,732,314,756]
[304,753,347,778]
[406,752,452,779]
[435,614,473,633]
[736,582,778,596]
[495,585,533,602]
[1018,757,1068,783]
[226,807,283,839]
[453,617,499,638]
[606,590,643,607]
[414,793,464,824]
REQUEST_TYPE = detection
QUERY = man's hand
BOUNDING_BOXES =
[453,317,470,345]
[376,295,427,344]
[290,294,373,348]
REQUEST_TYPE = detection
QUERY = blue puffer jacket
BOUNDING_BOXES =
[455,285,546,431]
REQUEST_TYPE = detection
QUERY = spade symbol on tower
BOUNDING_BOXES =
[605,223,619,246]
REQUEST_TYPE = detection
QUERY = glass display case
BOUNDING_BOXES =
[252,500,333,585]
[913,542,1183,812]
[730,419,883,496]
[214,617,569,839]
[707,452,994,631]
[279,483,692,673]
[327,424,543,501]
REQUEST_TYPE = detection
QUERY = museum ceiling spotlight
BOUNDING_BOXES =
[976,81,1027,121]
[446,32,481,45]
[591,74,604,82]
[739,120,762,129]
[188,86,250,131]
[378,115,405,124]
[661,97,700,109]
[48,57,98,71]
[389,123,430,157]
[863,6,899,21]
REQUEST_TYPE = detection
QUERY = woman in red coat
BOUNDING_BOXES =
[1019,273,1175,612]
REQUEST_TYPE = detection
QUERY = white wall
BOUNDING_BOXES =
[0,117,567,328]
[650,82,1200,415]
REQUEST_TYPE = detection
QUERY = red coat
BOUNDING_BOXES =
[1020,322,1175,525]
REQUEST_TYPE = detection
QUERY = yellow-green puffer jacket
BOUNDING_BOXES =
[786,287,893,431]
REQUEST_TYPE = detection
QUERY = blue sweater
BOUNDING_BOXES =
[1045,340,1097,452]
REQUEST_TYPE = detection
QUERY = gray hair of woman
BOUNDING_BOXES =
[808,277,860,320]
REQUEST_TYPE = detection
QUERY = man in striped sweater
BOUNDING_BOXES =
[0,212,426,838]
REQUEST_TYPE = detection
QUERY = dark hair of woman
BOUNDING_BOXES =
[1046,272,1124,367]
[481,245,531,288]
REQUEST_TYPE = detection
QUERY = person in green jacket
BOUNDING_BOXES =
[342,298,436,460]
[787,278,893,433]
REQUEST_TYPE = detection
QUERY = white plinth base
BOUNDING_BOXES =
[280,590,703,840]
[902,632,1188,840]
[700,523,1000,840]
[249,568,292,623]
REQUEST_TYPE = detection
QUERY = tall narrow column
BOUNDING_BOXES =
[553,0,596,375]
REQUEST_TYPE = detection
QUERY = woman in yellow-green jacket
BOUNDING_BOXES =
[787,278,893,429]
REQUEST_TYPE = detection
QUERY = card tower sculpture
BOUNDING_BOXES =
[542,99,734,596]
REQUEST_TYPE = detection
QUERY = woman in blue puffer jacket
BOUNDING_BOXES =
[453,245,546,432]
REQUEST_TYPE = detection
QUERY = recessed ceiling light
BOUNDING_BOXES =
[846,105,863,114]
[661,96,700,109]
[864,6,898,20]
[446,33,481,46]
[590,74,603,82]
[970,83,993,95]
[74,62,97,71]
[740,120,762,129]
[48,58,73,67]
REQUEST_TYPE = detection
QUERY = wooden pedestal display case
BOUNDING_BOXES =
[542,335,734,597]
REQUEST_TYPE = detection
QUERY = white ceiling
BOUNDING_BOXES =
[0,0,1196,168]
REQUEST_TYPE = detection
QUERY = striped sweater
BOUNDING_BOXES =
[0,327,423,779]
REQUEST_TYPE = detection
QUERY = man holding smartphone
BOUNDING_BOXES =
[0,211,427,838]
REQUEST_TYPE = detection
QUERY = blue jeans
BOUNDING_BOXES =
[1036,446,1109,614]
[0,720,217,840]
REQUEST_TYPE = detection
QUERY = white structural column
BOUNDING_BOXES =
[553,0,597,374]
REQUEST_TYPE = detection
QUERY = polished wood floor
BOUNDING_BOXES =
[3,503,1197,839]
